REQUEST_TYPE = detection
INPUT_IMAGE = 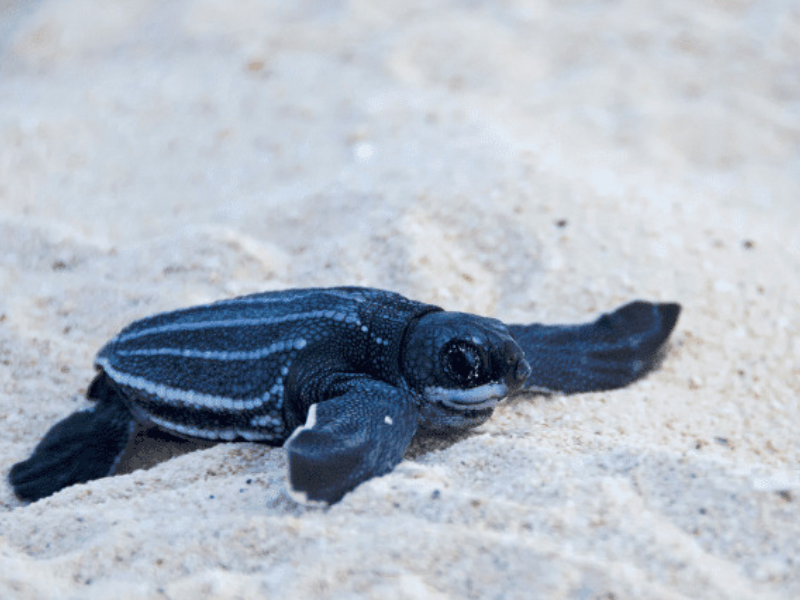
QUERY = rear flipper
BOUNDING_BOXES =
[286,379,418,504]
[507,301,681,394]
[9,374,134,502]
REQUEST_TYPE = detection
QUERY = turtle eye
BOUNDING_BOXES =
[442,341,486,387]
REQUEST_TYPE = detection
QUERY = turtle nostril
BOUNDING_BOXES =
[513,359,531,384]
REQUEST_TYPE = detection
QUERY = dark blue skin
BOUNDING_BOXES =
[9,287,680,504]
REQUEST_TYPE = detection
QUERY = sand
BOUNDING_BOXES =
[1,1,798,598]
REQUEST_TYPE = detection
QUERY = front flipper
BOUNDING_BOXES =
[507,301,680,394]
[285,379,418,504]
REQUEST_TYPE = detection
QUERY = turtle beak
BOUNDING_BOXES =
[508,358,531,389]
[502,340,530,392]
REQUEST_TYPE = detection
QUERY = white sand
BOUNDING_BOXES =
[1,1,798,598]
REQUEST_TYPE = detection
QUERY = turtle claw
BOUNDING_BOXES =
[508,301,681,394]
[285,382,417,504]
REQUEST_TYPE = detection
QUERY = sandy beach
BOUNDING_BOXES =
[1,1,798,598]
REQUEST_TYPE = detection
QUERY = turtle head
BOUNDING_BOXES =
[401,311,531,431]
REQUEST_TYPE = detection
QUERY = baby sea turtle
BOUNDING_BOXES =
[9,287,680,504]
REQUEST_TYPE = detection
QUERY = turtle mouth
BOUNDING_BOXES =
[424,382,510,412]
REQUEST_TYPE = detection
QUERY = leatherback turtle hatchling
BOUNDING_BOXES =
[9,286,680,504]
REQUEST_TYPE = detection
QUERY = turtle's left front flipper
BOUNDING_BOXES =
[285,379,418,504]
[507,301,680,394]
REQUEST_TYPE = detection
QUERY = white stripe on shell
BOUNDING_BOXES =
[115,310,361,343]
[315,289,368,303]
[211,289,325,306]
[250,413,285,428]
[424,382,509,411]
[147,414,280,442]
[97,356,279,412]
[216,288,368,306]
[115,338,307,360]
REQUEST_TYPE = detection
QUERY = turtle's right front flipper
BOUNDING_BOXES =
[285,379,418,505]
[507,301,680,394]
[9,373,134,502]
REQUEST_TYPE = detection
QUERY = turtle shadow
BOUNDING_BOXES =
[116,421,478,478]
[114,425,221,475]
[404,428,476,460]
